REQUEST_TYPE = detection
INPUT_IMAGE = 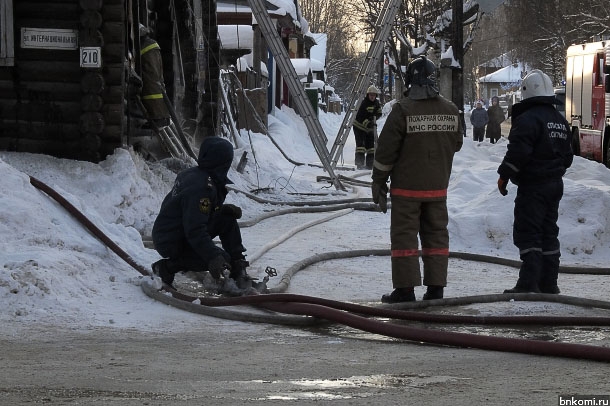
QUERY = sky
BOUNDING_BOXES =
[1,102,610,337]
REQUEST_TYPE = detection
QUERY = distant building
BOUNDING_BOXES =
[306,32,341,113]
[217,0,321,113]
[477,62,528,104]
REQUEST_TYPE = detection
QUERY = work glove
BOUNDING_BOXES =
[220,203,242,219]
[207,254,231,279]
[371,182,389,213]
[497,177,508,196]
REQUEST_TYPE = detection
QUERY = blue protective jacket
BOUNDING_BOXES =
[497,96,573,185]
[152,137,234,263]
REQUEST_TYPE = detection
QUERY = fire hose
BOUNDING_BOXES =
[29,175,610,362]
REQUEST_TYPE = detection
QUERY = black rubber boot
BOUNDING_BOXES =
[365,153,374,170]
[355,152,365,169]
[503,282,540,294]
[230,258,253,289]
[381,288,415,303]
[151,259,179,287]
[539,255,560,294]
[508,252,542,294]
[539,285,560,294]
[423,286,444,300]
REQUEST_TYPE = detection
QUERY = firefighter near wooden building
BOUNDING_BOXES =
[353,85,382,169]
[138,24,171,129]
[371,56,463,303]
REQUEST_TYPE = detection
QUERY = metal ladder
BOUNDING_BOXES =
[134,96,196,163]
[247,0,343,190]
[329,0,402,169]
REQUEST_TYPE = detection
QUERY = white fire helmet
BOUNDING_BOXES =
[366,85,380,95]
[521,69,554,100]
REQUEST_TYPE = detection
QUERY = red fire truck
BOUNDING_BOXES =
[565,40,610,167]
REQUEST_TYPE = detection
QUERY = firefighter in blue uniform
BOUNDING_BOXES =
[497,69,573,294]
[151,136,251,289]
[353,85,382,169]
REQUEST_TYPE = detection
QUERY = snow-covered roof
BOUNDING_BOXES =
[478,63,525,83]
[236,53,268,76]
[309,33,327,66]
[218,0,304,30]
[291,58,311,76]
[218,25,253,50]
[266,0,301,28]
[307,79,325,89]
[310,58,324,71]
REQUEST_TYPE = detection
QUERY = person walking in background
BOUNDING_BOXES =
[371,56,463,303]
[486,96,505,144]
[470,100,488,142]
[352,86,382,169]
[497,70,573,294]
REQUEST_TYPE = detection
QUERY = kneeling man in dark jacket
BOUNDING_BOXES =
[151,136,251,289]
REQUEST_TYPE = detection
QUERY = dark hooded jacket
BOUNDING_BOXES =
[498,96,573,185]
[152,137,234,263]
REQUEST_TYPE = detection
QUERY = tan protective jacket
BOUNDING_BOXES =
[373,96,463,201]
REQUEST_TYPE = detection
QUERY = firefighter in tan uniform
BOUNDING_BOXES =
[371,56,463,303]
[139,24,171,129]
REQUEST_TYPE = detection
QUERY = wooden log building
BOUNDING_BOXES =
[0,0,219,162]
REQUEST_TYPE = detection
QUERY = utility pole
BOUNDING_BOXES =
[379,52,385,104]
[452,0,465,136]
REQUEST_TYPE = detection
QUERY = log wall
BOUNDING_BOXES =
[0,0,127,162]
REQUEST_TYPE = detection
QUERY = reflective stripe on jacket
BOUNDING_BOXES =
[373,96,463,201]
[140,36,170,119]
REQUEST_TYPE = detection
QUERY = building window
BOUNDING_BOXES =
[0,0,14,66]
